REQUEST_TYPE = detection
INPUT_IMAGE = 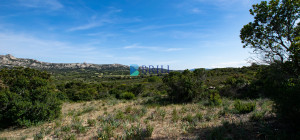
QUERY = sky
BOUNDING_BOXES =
[0,0,264,70]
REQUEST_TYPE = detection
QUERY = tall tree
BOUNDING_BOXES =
[240,0,299,71]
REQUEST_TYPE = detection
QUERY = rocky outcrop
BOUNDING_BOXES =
[0,54,129,70]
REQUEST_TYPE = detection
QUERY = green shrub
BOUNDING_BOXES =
[123,124,153,140]
[234,100,256,114]
[125,106,132,113]
[98,123,114,140]
[0,67,62,128]
[115,110,125,120]
[76,106,95,116]
[87,119,96,127]
[254,62,300,129]
[147,76,161,82]
[208,91,222,106]
[172,109,180,122]
[66,84,98,101]
[250,110,266,121]
[194,113,203,121]
[158,108,166,119]
[120,92,135,100]
[61,125,71,132]
[109,89,122,99]
[34,131,44,140]
[129,84,145,96]
[219,105,231,116]
[182,114,193,123]
[162,70,205,102]
[219,74,250,98]
[71,118,87,134]
[63,134,76,140]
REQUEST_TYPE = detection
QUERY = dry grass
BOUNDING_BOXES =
[0,98,273,140]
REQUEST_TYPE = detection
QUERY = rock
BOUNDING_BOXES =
[0,54,129,70]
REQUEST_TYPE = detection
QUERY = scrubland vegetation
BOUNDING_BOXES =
[0,62,298,139]
[0,0,299,139]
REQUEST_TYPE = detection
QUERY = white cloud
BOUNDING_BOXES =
[18,0,63,10]
[191,8,201,13]
[170,30,211,39]
[127,23,196,32]
[68,8,122,32]
[209,61,250,68]
[194,0,253,7]
[155,60,181,65]
[123,44,183,52]
[67,19,111,31]
[113,56,142,61]
[176,0,254,15]
[123,44,158,50]
[164,48,183,52]
[0,32,113,63]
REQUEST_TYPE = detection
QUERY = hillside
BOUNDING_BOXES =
[0,54,129,71]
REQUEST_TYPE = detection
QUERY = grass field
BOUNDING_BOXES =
[0,98,275,140]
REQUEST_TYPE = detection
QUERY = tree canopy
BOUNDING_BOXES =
[240,0,299,69]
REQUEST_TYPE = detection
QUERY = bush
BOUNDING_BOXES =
[123,124,153,140]
[109,89,122,99]
[233,100,256,114]
[87,119,97,127]
[208,90,222,106]
[255,62,300,129]
[194,113,203,121]
[120,92,135,100]
[163,70,205,102]
[97,123,114,139]
[250,110,266,121]
[129,84,145,96]
[147,76,161,82]
[171,109,180,122]
[219,74,250,98]
[63,82,99,101]
[0,67,62,128]
[182,114,193,123]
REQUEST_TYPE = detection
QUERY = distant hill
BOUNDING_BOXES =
[0,54,129,70]
[0,54,176,82]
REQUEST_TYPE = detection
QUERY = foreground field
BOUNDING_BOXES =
[0,98,275,140]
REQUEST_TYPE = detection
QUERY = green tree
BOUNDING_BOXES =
[0,67,62,128]
[240,0,300,129]
[240,0,299,70]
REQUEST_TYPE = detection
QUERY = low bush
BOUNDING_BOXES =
[163,70,206,102]
[123,124,153,140]
[194,113,203,121]
[250,110,266,121]
[63,82,98,101]
[219,74,250,98]
[120,92,135,100]
[87,119,97,127]
[233,100,256,114]
[182,114,193,123]
[208,90,222,106]
[109,89,122,99]
[171,109,180,122]
[71,118,87,134]
[129,84,145,96]
[147,76,161,82]
[254,62,300,129]
[97,123,114,140]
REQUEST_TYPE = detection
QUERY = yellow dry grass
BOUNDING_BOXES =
[0,98,273,140]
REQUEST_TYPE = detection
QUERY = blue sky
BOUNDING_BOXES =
[0,0,263,70]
